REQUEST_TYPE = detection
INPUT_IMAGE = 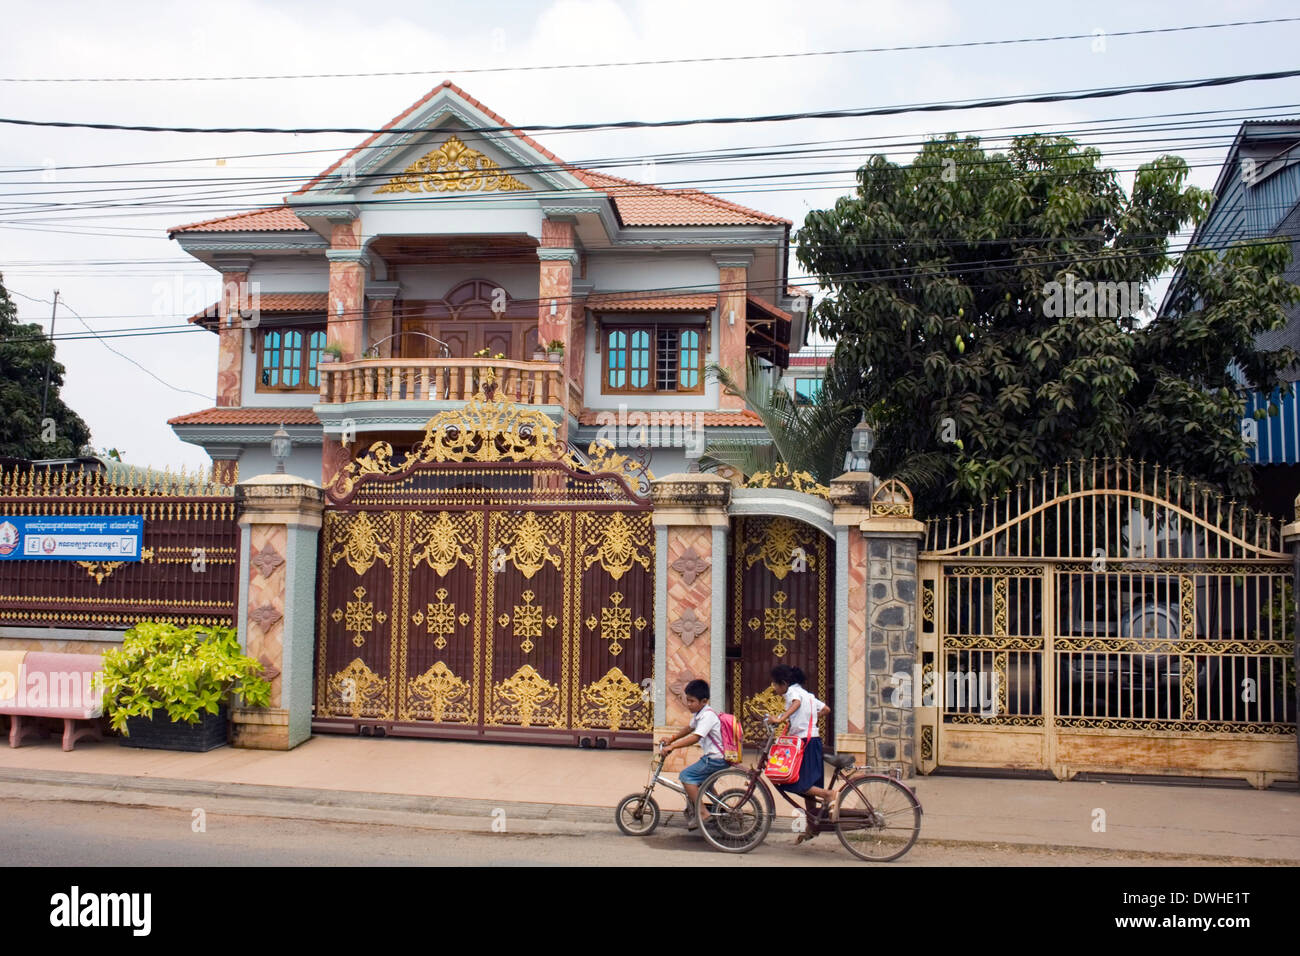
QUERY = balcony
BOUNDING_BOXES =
[315,357,575,435]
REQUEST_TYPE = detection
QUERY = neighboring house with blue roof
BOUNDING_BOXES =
[1158,120,1300,518]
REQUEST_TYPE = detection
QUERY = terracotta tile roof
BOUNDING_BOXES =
[586,292,717,312]
[746,295,792,323]
[577,171,788,227]
[788,355,831,367]
[289,80,788,227]
[168,407,320,426]
[578,408,765,427]
[170,206,310,235]
[187,293,329,326]
[787,286,811,298]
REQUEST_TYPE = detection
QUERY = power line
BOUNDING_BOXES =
[4,16,1297,83]
[6,289,213,399]
[1,101,1290,177]
[4,69,1300,136]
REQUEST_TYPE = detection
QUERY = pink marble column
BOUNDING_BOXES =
[538,220,575,349]
[216,270,248,407]
[328,221,366,361]
[716,264,748,411]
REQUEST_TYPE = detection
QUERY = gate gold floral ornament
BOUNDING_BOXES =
[594,591,631,656]
[328,511,393,576]
[582,511,651,581]
[424,588,458,650]
[491,664,560,727]
[754,591,796,658]
[504,589,544,653]
[409,511,476,576]
[499,512,562,580]
[742,685,788,740]
[332,585,386,648]
[744,517,815,581]
[406,660,471,723]
[580,667,651,732]
[375,135,531,194]
[327,658,389,719]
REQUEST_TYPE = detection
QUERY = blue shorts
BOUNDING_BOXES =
[680,755,728,786]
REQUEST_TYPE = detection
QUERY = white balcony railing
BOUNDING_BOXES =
[318,357,565,407]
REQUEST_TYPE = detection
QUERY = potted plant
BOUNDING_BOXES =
[545,340,565,363]
[532,343,548,362]
[319,342,345,363]
[102,622,272,752]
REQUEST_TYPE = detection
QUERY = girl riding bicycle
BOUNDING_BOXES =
[764,665,832,842]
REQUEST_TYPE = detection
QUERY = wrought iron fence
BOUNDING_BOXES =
[920,459,1296,782]
[0,464,240,630]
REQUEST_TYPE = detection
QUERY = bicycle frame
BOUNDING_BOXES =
[725,727,920,833]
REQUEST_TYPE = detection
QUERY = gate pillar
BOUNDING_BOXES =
[233,474,324,750]
[650,473,731,771]
[831,473,924,776]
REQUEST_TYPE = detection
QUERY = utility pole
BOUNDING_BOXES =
[40,289,59,419]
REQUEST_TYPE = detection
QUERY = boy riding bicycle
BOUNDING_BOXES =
[659,679,727,831]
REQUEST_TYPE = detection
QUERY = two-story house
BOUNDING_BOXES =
[166,82,808,486]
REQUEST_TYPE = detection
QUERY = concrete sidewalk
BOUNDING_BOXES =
[0,734,1296,861]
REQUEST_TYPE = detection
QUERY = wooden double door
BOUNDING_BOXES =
[400,318,539,360]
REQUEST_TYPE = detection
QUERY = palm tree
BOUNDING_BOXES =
[701,355,948,495]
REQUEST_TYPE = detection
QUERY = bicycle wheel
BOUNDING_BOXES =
[697,774,772,854]
[615,793,660,836]
[835,775,921,862]
[695,766,776,818]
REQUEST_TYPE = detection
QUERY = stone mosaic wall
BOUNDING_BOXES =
[865,535,918,775]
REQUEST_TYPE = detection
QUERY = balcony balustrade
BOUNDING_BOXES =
[318,357,564,408]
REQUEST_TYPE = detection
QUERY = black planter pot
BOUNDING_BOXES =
[119,706,229,752]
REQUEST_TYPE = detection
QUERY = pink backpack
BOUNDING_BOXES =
[708,710,744,765]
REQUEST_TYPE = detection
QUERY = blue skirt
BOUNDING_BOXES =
[776,736,824,795]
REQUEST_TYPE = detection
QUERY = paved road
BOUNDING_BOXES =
[0,798,1272,867]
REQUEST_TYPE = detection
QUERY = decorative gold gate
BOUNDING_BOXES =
[728,515,834,745]
[917,459,1297,787]
[314,382,655,746]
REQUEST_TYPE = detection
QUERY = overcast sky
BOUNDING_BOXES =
[2,0,1299,471]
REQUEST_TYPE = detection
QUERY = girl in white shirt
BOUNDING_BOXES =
[764,665,833,841]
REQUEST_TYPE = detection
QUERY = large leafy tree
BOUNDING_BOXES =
[796,134,1299,514]
[0,274,91,458]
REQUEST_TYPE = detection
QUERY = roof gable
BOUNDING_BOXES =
[169,81,789,236]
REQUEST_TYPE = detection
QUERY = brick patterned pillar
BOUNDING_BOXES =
[713,253,752,411]
[233,474,324,749]
[651,473,731,771]
[327,220,366,361]
[214,257,253,407]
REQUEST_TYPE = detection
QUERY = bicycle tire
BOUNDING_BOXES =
[615,793,660,837]
[835,774,921,862]
[696,774,772,854]
[696,766,776,818]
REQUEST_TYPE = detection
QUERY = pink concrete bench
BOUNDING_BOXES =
[0,651,105,751]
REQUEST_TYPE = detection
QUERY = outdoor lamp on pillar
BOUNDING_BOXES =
[846,416,874,472]
[270,424,291,474]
